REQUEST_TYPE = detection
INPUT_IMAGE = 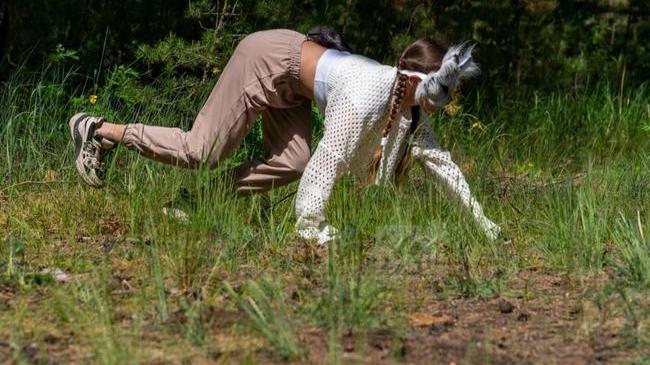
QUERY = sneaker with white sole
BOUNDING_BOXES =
[69,113,115,187]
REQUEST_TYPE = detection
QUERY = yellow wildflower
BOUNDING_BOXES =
[43,169,58,182]
[471,121,486,131]
[89,95,98,105]
[444,88,462,116]
[444,102,460,116]
[212,66,220,75]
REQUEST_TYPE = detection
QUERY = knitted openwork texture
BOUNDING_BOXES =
[295,55,499,243]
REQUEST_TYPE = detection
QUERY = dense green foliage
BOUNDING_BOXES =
[4,0,649,100]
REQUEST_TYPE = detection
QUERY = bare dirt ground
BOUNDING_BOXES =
[294,272,644,365]
[0,202,647,365]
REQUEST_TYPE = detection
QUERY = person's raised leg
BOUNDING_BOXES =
[233,102,312,195]
[70,45,260,187]
[117,83,257,170]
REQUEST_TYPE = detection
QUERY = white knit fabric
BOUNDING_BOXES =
[295,55,499,244]
[314,49,351,114]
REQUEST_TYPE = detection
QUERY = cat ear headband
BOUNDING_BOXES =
[399,43,479,107]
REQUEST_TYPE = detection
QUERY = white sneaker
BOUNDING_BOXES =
[69,113,115,187]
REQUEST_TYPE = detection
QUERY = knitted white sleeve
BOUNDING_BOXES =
[294,90,360,244]
[411,120,500,239]
[294,56,396,244]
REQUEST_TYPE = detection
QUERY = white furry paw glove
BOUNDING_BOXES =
[296,224,338,246]
[480,219,501,241]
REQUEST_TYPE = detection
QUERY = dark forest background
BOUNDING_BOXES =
[0,0,648,105]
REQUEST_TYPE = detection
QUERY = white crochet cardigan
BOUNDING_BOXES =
[295,54,499,244]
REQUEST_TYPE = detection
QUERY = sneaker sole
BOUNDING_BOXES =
[69,113,102,187]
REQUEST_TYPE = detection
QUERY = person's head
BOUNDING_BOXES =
[378,39,450,146]
[399,39,449,113]
[366,38,448,184]
[368,39,479,184]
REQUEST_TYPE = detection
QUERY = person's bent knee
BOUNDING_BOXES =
[185,149,220,170]
[288,153,310,176]
[182,131,225,169]
[266,156,308,183]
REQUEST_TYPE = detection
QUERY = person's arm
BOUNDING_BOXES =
[295,92,362,244]
[411,119,500,239]
[294,140,345,244]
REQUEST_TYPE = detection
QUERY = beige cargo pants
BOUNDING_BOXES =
[122,29,312,194]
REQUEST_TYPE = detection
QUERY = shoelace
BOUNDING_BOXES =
[81,139,106,176]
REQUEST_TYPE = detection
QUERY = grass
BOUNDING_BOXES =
[1,66,649,364]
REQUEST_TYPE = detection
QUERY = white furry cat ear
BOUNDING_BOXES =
[414,72,437,105]
[456,43,479,79]
[413,42,480,107]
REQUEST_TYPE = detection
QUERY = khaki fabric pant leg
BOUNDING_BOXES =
[233,102,312,194]
[120,29,311,192]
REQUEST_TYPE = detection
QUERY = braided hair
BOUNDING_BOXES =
[367,39,448,185]
[366,67,408,184]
